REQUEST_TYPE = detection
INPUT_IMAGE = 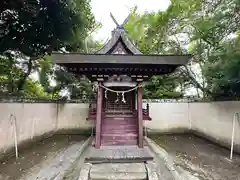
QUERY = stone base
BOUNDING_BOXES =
[90,163,147,180]
[85,145,153,164]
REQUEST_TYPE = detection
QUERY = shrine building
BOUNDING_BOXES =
[52,14,192,149]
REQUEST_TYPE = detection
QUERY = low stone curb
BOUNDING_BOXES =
[145,162,159,180]
[144,137,185,180]
[56,136,93,180]
[78,163,92,180]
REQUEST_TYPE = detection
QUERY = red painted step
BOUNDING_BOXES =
[102,124,137,129]
[102,129,137,133]
[102,119,137,123]
[104,115,136,119]
[101,130,138,134]
[101,134,137,145]
[101,139,138,146]
[100,116,138,146]
[101,133,137,137]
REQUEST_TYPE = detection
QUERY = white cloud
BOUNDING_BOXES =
[90,0,170,41]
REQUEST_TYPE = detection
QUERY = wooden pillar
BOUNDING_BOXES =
[137,85,143,148]
[95,82,103,148]
[132,91,135,111]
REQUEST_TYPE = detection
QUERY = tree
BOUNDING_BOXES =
[0,0,96,92]
[0,0,95,55]
[125,8,188,99]
[143,76,182,99]
[126,0,240,99]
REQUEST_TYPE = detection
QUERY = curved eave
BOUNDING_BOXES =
[52,53,192,81]
[96,29,142,54]
[52,53,192,65]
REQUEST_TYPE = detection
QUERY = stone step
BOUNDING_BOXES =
[90,172,147,180]
[90,163,147,180]
[101,135,137,143]
[85,146,153,163]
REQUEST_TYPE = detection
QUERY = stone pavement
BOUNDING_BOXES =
[90,163,147,180]
[79,141,185,180]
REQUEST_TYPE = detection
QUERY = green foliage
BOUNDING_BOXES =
[0,0,97,98]
[126,0,240,100]
[23,78,50,98]
[125,8,186,99]
[1,0,240,100]
[143,76,182,99]
[0,0,96,56]
[204,37,240,99]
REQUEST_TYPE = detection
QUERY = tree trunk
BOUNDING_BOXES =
[17,57,33,92]
[182,65,213,96]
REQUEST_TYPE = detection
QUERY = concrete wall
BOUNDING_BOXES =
[1,101,240,156]
[143,103,190,133]
[190,102,240,152]
[144,101,240,153]
[0,103,93,156]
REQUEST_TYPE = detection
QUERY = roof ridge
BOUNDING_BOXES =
[96,27,142,54]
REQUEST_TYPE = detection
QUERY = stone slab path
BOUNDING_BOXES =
[0,135,89,180]
[89,163,147,180]
[21,141,88,180]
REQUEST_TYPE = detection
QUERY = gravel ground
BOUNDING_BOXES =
[2,133,239,180]
[0,135,87,180]
[150,134,240,180]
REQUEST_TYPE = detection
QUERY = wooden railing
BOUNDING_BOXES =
[143,103,151,120]
[86,103,97,120]
[86,103,151,120]
[105,100,133,111]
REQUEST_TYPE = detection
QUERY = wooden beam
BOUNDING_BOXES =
[110,12,120,27]
[95,82,103,148]
[53,53,192,65]
[122,14,130,26]
[137,85,143,148]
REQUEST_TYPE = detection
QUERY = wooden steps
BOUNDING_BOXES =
[101,113,138,146]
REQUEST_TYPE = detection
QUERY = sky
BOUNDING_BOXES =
[31,0,199,96]
[31,0,171,82]
[89,0,199,96]
[90,0,171,41]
